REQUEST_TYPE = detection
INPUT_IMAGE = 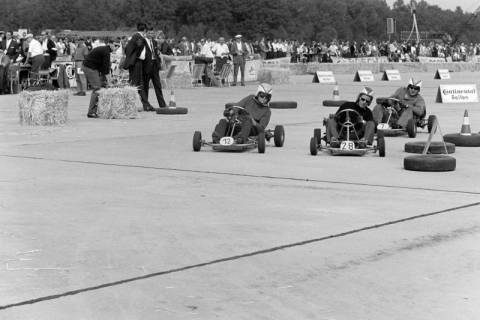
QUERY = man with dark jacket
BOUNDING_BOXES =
[143,28,167,109]
[1,31,20,62]
[82,40,115,118]
[123,22,153,111]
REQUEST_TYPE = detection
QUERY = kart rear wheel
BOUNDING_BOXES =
[407,118,417,138]
[193,131,202,151]
[310,137,318,155]
[377,135,386,157]
[404,154,456,172]
[427,115,437,133]
[257,132,266,153]
[314,128,322,143]
[274,125,285,147]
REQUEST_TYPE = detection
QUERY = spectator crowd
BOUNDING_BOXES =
[2,28,480,94]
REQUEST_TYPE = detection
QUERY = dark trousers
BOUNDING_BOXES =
[129,60,149,108]
[212,116,261,142]
[143,62,167,109]
[327,118,375,144]
[233,57,246,85]
[30,55,45,73]
[83,65,107,115]
[215,56,228,73]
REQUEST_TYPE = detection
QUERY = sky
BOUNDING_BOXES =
[385,0,480,12]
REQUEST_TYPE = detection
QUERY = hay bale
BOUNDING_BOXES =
[97,86,141,119]
[257,68,290,84]
[18,90,69,126]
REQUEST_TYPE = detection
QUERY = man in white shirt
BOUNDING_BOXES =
[212,37,229,73]
[25,34,45,73]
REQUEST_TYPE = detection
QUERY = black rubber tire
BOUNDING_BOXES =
[257,132,266,153]
[443,133,480,147]
[404,141,455,154]
[407,118,417,138]
[404,154,456,172]
[310,137,318,155]
[193,131,202,152]
[378,136,386,157]
[427,115,437,133]
[314,128,322,143]
[273,125,285,147]
[270,101,297,109]
[322,100,348,107]
[156,107,188,115]
[377,129,405,137]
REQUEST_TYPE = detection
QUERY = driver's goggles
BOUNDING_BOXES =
[258,92,271,99]
[359,97,372,104]
[408,85,420,91]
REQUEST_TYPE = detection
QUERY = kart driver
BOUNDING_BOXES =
[372,78,426,129]
[327,86,375,148]
[212,83,272,144]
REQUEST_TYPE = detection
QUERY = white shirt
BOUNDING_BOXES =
[28,39,43,57]
[4,39,11,54]
[213,43,229,57]
[200,43,214,58]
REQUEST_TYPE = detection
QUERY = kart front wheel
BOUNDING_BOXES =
[274,125,285,147]
[407,118,417,138]
[257,132,266,153]
[310,137,318,155]
[377,135,386,157]
[193,131,202,151]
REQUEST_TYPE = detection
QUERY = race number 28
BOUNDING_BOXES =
[340,141,355,151]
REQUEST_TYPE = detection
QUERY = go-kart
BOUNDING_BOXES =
[375,97,437,138]
[192,105,285,153]
[310,108,385,157]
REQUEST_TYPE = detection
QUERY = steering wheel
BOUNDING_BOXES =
[335,108,362,129]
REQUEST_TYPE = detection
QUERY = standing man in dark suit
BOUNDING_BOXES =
[143,28,167,109]
[1,31,20,62]
[123,22,154,111]
[230,34,249,86]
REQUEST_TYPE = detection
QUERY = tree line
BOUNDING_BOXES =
[1,0,479,43]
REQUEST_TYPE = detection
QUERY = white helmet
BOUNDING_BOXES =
[356,86,374,105]
[255,83,273,105]
[408,78,422,90]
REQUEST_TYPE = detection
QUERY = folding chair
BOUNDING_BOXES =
[8,66,21,94]
[191,64,205,87]
[215,63,232,87]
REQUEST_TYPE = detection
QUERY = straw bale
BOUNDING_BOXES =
[257,68,290,84]
[97,86,141,119]
[18,90,69,126]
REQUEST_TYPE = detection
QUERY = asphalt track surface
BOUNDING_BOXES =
[1,72,480,319]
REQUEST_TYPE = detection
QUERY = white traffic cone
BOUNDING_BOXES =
[332,84,340,101]
[460,109,471,135]
[169,90,176,108]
